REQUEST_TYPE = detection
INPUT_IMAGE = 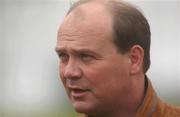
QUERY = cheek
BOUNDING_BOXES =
[85,63,128,83]
[83,67,106,84]
[83,68,119,106]
[83,62,130,96]
[83,65,117,93]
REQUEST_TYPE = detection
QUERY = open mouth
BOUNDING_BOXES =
[73,88,87,92]
[70,88,89,98]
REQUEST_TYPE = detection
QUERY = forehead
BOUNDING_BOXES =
[56,2,116,54]
[58,2,113,39]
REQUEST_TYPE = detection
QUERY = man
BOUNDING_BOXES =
[55,0,180,117]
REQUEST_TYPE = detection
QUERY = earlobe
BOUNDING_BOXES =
[129,45,144,75]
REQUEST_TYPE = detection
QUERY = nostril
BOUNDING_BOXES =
[64,66,82,80]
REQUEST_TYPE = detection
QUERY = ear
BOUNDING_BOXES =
[128,45,144,75]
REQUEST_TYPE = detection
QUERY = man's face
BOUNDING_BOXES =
[56,3,132,115]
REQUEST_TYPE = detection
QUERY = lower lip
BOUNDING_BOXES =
[71,90,89,98]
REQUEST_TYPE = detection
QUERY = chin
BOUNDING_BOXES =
[73,101,96,114]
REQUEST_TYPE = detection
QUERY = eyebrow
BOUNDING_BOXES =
[55,47,64,53]
[55,47,101,57]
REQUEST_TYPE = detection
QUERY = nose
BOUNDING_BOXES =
[63,59,82,80]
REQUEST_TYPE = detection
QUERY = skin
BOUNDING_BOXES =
[56,1,145,117]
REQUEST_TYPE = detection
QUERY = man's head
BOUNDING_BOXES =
[67,0,151,73]
[56,0,150,116]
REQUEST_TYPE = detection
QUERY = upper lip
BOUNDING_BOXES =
[67,85,89,91]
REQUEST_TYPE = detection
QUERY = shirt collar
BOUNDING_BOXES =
[135,76,158,117]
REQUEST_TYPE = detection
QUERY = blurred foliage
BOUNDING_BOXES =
[2,106,80,117]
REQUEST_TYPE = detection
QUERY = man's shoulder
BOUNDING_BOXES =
[163,102,180,117]
[154,99,180,117]
[142,77,180,117]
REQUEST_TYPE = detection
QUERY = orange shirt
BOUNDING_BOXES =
[81,78,180,117]
[136,79,180,117]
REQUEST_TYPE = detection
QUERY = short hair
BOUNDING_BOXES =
[67,0,151,73]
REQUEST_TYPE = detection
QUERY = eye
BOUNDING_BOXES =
[58,53,69,62]
[79,54,94,62]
